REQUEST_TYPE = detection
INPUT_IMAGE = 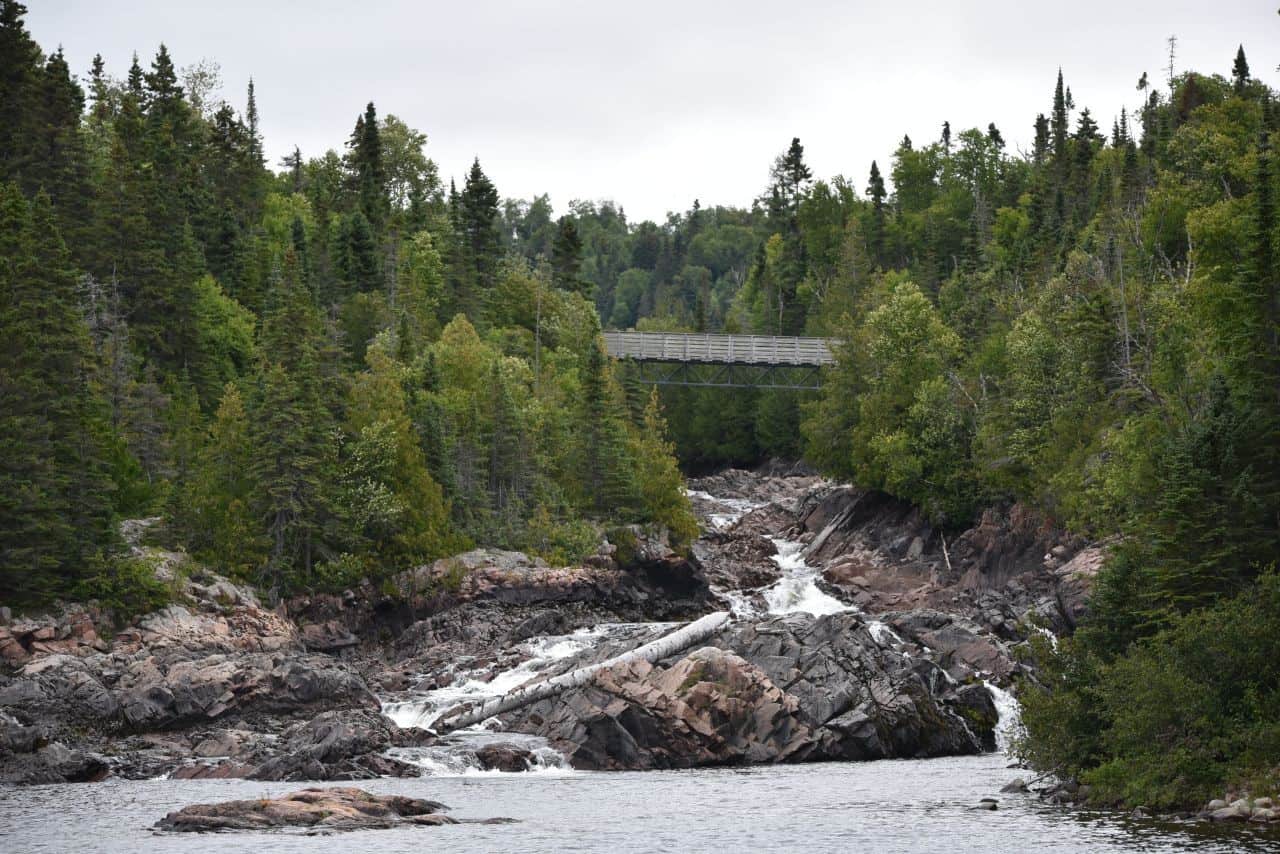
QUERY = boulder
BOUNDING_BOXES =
[475,743,535,772]
[507,646,813,770]
[300,620,360,653]
[248,709,417,781]
[505,612,989,771]
[155,787,456,832]
[0,741,109,784]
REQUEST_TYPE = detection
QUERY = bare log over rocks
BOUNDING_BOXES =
[433,611,731,733]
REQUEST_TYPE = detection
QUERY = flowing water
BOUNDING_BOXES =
[3,489,1275,851]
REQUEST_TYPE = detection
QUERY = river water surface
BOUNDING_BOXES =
[2,755,1276,853]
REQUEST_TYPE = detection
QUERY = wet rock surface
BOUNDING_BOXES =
[501,612,993,770]
[154,787,460,832]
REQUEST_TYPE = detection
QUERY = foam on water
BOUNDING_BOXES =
[382,627,606,731]
[685,489,765,530]
[984,680,1023,753]
[761,536,853,616]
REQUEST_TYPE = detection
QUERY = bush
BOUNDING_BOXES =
[1019,572,1280,809]
[75,553,175,625]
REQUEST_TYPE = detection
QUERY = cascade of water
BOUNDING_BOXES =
[984,680,1024,753]
[382,628,607,731]
[761,536,852,616]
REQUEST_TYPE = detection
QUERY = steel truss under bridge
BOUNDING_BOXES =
[602,331,835,391]
[618,359,826,391]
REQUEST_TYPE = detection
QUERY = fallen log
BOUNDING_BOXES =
[432,611,732,734]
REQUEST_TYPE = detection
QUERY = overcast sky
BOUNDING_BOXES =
[26,1,1280,223]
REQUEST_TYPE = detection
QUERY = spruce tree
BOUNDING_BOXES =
[1051,69,1070,166]
[0,187,115,602]
[866,160,887,266]
[1232,45,1250,95]
[551,216,586,294]
[348,102,388,230]
[457,158,500,322]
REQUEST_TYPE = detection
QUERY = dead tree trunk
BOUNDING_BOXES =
[433,611,732,734]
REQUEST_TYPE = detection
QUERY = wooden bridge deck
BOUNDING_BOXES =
[603,331,835,367]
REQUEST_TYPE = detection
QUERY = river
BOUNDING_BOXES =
[2,490,1275,852]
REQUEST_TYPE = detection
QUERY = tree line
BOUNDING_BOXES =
[0,0,695,605]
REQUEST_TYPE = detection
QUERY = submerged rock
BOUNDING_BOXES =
[154,787,458,832]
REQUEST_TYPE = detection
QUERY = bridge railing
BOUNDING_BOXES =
[603,331,834,366]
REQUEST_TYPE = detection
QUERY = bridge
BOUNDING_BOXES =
[602,331,835,390]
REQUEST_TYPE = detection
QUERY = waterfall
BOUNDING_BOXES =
[984,680,1023,753]
[761,536,853,617]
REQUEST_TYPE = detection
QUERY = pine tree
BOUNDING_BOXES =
[0,186,115,602]
[1032,113,1050,164]
[456,158,500,322]
[348,101,388,230]
[1051,69,1070,166]
[245,78,263,167]
[343,209,379,295]
[0,0,40,185]
[632,388,697,544]
[251,252,335,591]
[579,337,636,515]
[551,216,586,294]
[866,160,887,266]
[1232,45,1250,95]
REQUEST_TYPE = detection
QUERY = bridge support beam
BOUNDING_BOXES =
[620,359,824,391]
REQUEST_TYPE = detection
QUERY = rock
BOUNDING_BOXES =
[0,741,109,784]
[1250,808,1277,822]
[1210,804,1250,822]
[1131,807,1150,819]
[116,651,377,730]
[1206,799,1228,811]
[155,787,458,832]
[248,710,418,781]
[1001,777,1028,793]
[170,760,254,779]
[475,743,534,772]
[300,621,360,653]
[508,646,814,770]
[504,612,988,771]
[973,799,998,810]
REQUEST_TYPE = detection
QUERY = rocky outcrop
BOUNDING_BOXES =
[248,710,419,781]
[505,646,812,770]
[155,787,461,832]
[774,483,1104,639]
[503,612,992,771]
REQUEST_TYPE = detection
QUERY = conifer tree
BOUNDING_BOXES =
[866,160,887,266]
[551,216,586,294]
[349,102,389,231]
[1232,45,1250,94]
[0,186,115,601]
[579,337,636,515]
[456,158,501,321]
[632,388,697,544]
[1051,69,1070,165]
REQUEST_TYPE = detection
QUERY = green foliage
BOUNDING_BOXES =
[75,553,176,625]
[632,389,699,546]
[0,185,116,603]
[1021,573,1280,809]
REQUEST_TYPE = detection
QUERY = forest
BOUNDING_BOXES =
[1,0,1278,809]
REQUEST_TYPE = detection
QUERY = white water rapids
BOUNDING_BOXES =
[377,487,1023,775]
